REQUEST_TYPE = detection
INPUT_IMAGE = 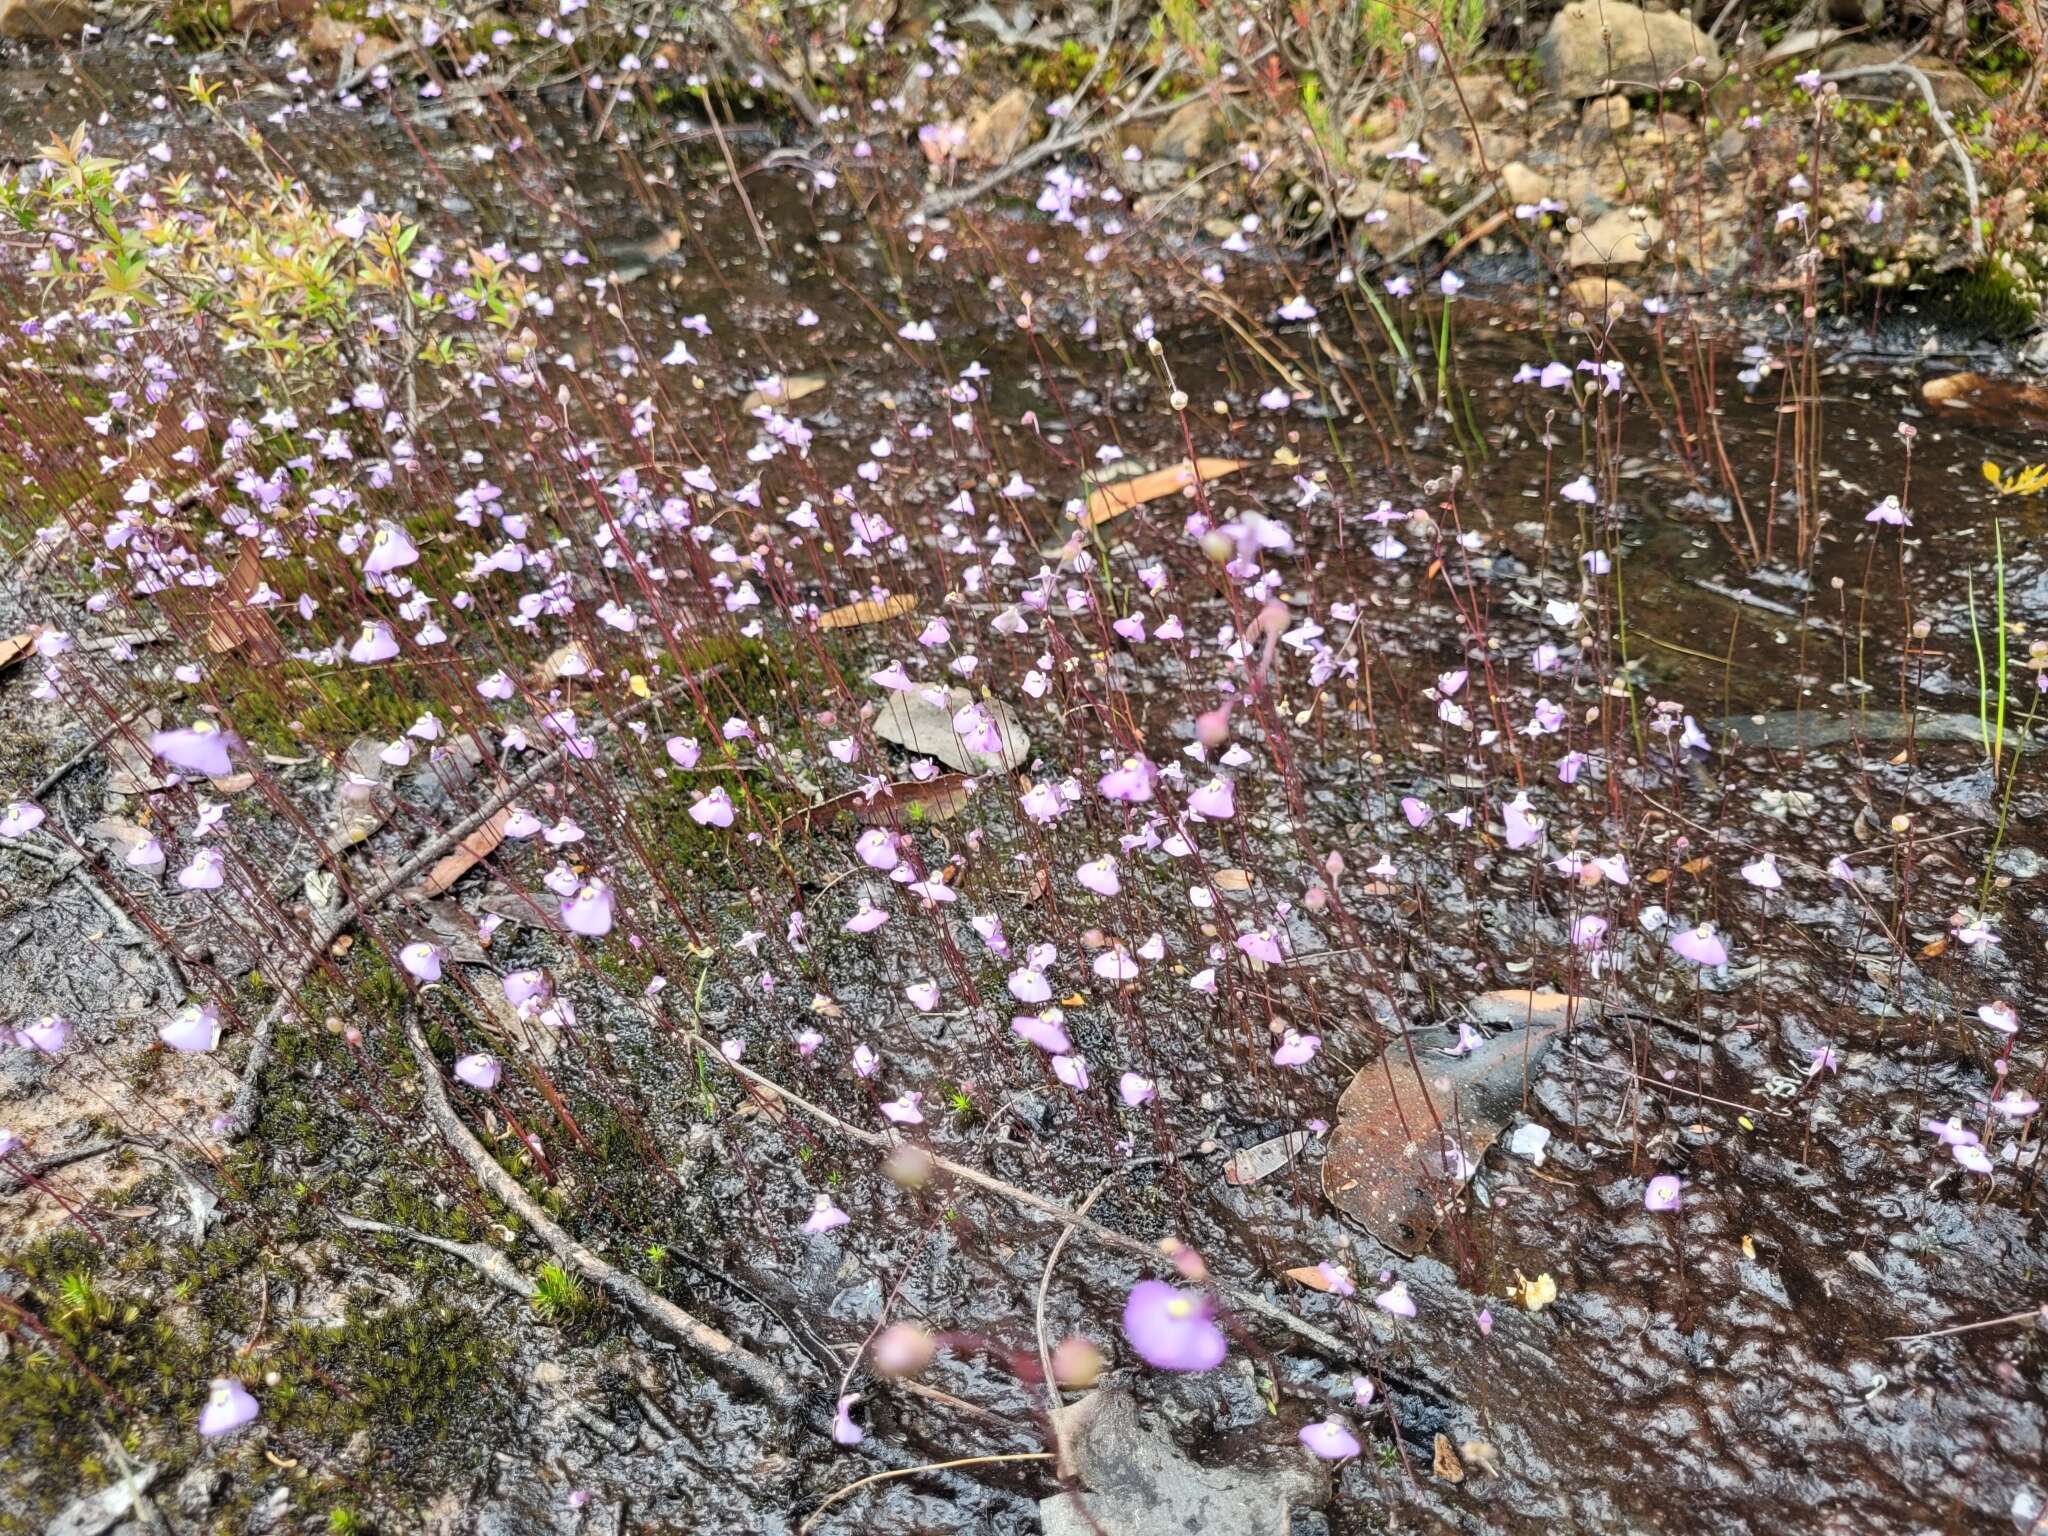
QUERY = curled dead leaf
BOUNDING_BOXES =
[818,593,917,631]
[741,373,827,412]
[0,629,38,673]
[1283,1264,1336,1292]
[1083,458,1244,528]
[1433,1434,1464,1483]
[782,773,973,833]
[413,807,514,897]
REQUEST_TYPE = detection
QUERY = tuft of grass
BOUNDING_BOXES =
[530,1261,589,1323]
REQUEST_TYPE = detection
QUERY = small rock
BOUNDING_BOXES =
[1153,95,1225,162]
[1566,273,1639,311]
[1540,0,1723,101]
[963,85,1035,165]
[0,0,87,39]
[1498,160,1552,207]
[1581,93,1632,140]
[229,0,311,30]
[304,12,357,53]
[1340,186,1435,257]
[1041,1390,1325,1536]
[1710,127,1749,164]
[1568,209,1664,269]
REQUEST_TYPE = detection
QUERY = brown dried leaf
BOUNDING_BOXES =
[1323,993,1595,1248]
[783,773,974,833]
[414,807,514,897]
[0,630,37,673]
[742,373,827,412]
[1680,856,1712,875]
[1212,867,1252,891]
[1433,1435,1465,1484]
[817,593,917,631]
[1082,458,1244,528]
[1283,1264,1336,1292]
[204,540,277,658]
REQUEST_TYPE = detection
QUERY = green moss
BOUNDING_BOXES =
[1936,259,2043,338]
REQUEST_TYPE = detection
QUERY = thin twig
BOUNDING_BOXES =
[669,1019,1355,1361]
[401,1016,796,1405]
[337,1213,537,1300]
[220,672,721,1140]
[798,1452,1052,1535]
[1035,1164,1158,1412]
[1888,1305,2043,1344]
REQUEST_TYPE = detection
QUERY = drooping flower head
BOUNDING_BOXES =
[198,1378,259,1437]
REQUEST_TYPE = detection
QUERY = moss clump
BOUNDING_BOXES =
[1936,256,2043,338]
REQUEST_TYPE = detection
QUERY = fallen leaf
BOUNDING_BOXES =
[1212,867,1253,891]
[1324,994,1597,1247]
[1512,1270,1557,1311]
[1680,856,1712,875]
[1433,1434,1464,1483]
[818,593,918,631]
[414,808,514,897]
[810,994,844,1019]
[1224,1131,1310,1186]
[782,773,974,832]
[204,540,277,658]
[0,630,38,673]
[209,772,255,794]
[742,373,827,412]
[874,686,1030,775]
[1284,1264,1337,1292]
[530,641,595,686]
[1082,458,1244,528]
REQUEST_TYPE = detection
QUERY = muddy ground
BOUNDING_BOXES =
[1,35,2046,1536]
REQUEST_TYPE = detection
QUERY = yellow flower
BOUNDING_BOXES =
[1984,461,2048,497]
[1511,1270,1558,1312]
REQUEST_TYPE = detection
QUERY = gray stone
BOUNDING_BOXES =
[1816,41,1988,116]
[1539,0,1722,101]
[1039,1390,1326,1536]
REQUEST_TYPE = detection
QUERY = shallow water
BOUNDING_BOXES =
[1,42,2044,1536]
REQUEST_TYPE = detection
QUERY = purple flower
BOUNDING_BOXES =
[1374,1280,1416,1318]
[1075,857,1120,897]
[1122,1280,1227,1371]
[802,1194,849,1234]
[151,722,235,778]
[831,1393,865,1444]
[1188,777,1236,820]
[1502,793,1544,851]
[1979,1001,2018,1036]
[0,801,45,838]
[159,1002,221,1053]
[845,901,889,934]
[455,1053,501,1090]
[178,849,225,891]
[1272,1029,1320,1067]
[198,1378,259,1437]
[1867,495,1909,527]
[561,881,614,937]
[1560,475,1598,505]
[1119,1071,1157,1106]
[1644,1174,1682,1212]
[855,828,900,870]
[1953,1142,1995,1176]
[1097,757,1157,804]
[1236,928,1287,965]
[399,942,444,982]
[1669,924,1727,967]
[1013,1014,1072,1053]
[1740,853,1781,891]
[503,970,550,1008]
[1299,1416,1361,1461]
[15,1015,68,1054]
[1275,296,1317,322]
[689,788,735,828]
[880,1092,924,1125]
[362,522,420,574]
[348,621,400,665]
